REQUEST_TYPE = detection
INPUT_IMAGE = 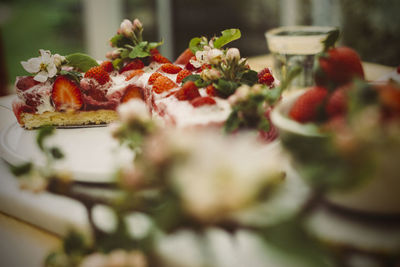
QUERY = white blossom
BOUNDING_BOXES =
[200,68,221,81]
[117,99,150,123]
[226,48,240,62]
[133,19,143,31]
[207,48,224,65]
[21,49,59,82]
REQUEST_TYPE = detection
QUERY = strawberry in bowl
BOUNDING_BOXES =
[271,31,400,215]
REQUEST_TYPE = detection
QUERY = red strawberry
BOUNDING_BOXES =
[16,76,40,91]
[152,75,177,94]
[175,81,200,101]
[326,85,349,118]
[84,66,111,85]
[185,56,197,71]
[122,85,144,103]
[316,46,364,87]
[206,84,217,96]
[148,72,162,85]
[257,68,271,79]
[125,69,145,81]
[259,73,275,86]
[175,48,195,65]
[289,87,329,123]
[190,96,216,107]
[160,63,182,74]
[151,53,171,64]
[100,61,114,72]
[150,48,160,55]
[12,101,36,124]
[119,59,144,73]
[176,69,191,83]
[376,82,400,114]
[52,76,83,111]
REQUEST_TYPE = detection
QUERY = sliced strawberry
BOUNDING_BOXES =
[148,72,162,85]
[122,85,144,103]
[176,69,191,84]
[190,96,216,107]
[175,48,195,65]
[52,76,83,111]
[160,63,182,74]
[16,76,40,91]
[12,101,35,124]
[86,88,107,102]
[289,87,328,123]
[151,53,171,64]
[119,59,144,73]
[175,81,200,101]
[84,66,111,85]
[125,69,145,81]
[100,61,114,72]
[152,75,177,94]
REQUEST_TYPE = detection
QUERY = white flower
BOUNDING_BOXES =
[228,85,250,105]
[120,19,134,38]
[79,250,147,267]
[200,68,221,81]
[207,48,224,65]
[21,49,59,82]
[170,130,285,222]
[117,99,150,123]
[53,54,66,67]
[190,50,208,68]
[226,48,240,62]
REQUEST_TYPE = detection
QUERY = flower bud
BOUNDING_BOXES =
[120,19,134,38]
[133,19,143,31]
[226,48,240,62]
[106,51,113,59]
[53,54,66,67]
[207,49,223,65]
[201,68,221,81]
[111,49,121,59]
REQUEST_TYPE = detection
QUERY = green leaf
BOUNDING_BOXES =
[213,29,241,49]
[213,79,239,98]
[112,58,123,70]
[50,147,64,160]
[36,126,55,151]
[59,70,82,84]
[63,230,86,255]
[224,110,240,133]
[257,116,270,132]
[129,46,151,59]
[321,28,340,51]
[65,53,99,72]
[182,74,201,84]
[264,86,283,105]
[149,40,164,50]
[189,37,203,54]
[120,49,130,59]
[110,34,132,48]
[9,162,32,177]
[241,70,258,85]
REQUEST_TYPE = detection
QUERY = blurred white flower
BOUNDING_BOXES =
[53,54,66,67]
[207,48,224,65]
[120,19,134,38]
[228,85,250,105]
[21,49,59,82]
[191,50,209,68]
[226,48,240,62]
[170,130,285,222]
[79,250,147,267]
[200,68,221,81]
[117,99,150,123]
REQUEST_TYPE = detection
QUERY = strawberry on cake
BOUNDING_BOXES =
[13,19,279,140]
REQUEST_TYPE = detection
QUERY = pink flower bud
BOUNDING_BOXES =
[133,19,143,31]
[120,19,133,38]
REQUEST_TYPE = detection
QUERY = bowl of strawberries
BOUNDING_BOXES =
[271,31,400,215]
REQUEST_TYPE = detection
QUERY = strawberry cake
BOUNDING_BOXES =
[12,19,278,133]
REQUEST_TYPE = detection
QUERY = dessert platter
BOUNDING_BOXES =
[1,17,400,267]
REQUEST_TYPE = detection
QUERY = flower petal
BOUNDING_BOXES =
[21,58,41,73]
[34,71,48,82]
[46,63,57,78]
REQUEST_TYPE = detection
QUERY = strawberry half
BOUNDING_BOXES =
[289,87,328,123]
[84,66,111,85]
[175,48,195,65]
[152,75,177,94]
[175,81,200,101]
[100,61,114,72]
[258,68,274,86]
[148,72,162,85]
[326,85,349,118]
[151,53,171,64]
[176,69,191,84]
[160,63,182,74]
[190,96,216,107]
[52,76,83,111]
[125,69,145,81]
[122,85,144,103]
[119,59,144,73]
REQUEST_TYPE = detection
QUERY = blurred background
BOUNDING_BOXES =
[0,0,399,95]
